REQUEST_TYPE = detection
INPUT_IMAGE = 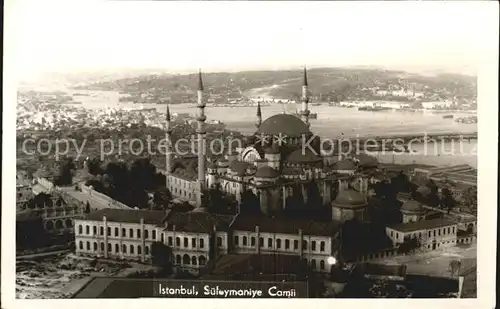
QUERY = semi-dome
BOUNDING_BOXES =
[264,143,280,154]
[256,114,310,137]
[334,159,357,170]
[332,189,367,208]
[255,166,279,178]
[400,200,426,213]
[286,148,322,164]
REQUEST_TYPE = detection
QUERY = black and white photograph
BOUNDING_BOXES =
[2,0,498,306]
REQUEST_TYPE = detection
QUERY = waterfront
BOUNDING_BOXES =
[68,90,477,167]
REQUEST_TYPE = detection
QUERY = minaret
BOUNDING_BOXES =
[300,66,310,128]
[255,101,262,128]
[165,104,173,184]
[196,69,207,207]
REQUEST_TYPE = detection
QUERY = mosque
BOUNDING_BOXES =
[164,67,373,221]
[74,67,380,275]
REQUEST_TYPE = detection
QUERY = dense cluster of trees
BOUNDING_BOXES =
[85,157,164,208]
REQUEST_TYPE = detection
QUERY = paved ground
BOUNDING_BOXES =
[377,243,476,277]
[59,185,125,210]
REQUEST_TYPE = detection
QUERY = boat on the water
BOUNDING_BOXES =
[358,106,392,111]
[443,115,454,119]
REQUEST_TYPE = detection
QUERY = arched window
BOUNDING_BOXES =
[137,229,141,238]
[100,242,104,252]
[122,228,126,237]
[200,239,205,248]
[145,246,149,255]
[217,237,222,247]
[122,244,127,253]
[276,239,282,249]
[176,237,181,247]
[115,227,119,237]
[243,236,248,246]
[320,260,325,270]
[251,237,256,247]
[78,225,83,234]
[129,229,134,238]
[152,231,156,240]
[311,241,317,251]
[199,256,207,266]
[93,226,97,235]
[192,256,197,265]
[183,254,190,265]
[145,230,149,239]
[303,240,308,250]
[93,242,97,251]
[161,233,164,243]
[138,245,142,254]
[285,239,290,249]
[320,241,325,252]
[176,255,181,264]
[115,244,119,253]
[100,227,104,236]
[130,245,134,254]
[107,227,111,236]
[79,241,83,250]
[259,237,264,247]
[86,225,90,235]
[184,237,188,247]
[107,243,112,252]
[192,238,197,248]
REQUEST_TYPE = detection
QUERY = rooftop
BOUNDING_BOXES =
[388,218,457,233]
[230,215,341,237]
[81,208,168,225]
[256,114,310,137]
[164,212,235,233]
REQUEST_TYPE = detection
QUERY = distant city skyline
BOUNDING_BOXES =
[7,1,495,81]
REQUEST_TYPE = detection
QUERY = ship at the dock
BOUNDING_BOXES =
[443,115,454,119]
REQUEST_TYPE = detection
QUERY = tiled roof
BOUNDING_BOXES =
[388,218,457,232]
[81,208,169,225]
[164,212,235,233]
[231,215,341,237]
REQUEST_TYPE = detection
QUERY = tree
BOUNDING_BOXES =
[153,187,173,210]
[397,236,421,254]
[240,189,260,215]
[440,188,456,213]
[151,241,172,267]
[85,201,91,214]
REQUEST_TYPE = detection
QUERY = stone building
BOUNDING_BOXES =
[385,218,458,251]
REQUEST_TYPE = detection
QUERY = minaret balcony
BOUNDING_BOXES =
[300,110,310,116]
[196,103,206,108]
[196,128,207,134]
[196,115,207,122]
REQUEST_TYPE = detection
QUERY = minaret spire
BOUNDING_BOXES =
[165,104,173,180]
[255,101,262,128]
[300,65,310,128]
[195,69,207,207]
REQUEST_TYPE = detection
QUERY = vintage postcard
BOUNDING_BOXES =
[2,0,498,308]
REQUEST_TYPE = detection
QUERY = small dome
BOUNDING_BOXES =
[229,161,251,176]
[255,166,279,178]
[256,114,311,137]
[286,148,322,164]
[334,159,357,170]
[416,185,431,196]
[332,189,367,208]
[207,162,218,169]
[400,200,426,213]
[217,159,229,166]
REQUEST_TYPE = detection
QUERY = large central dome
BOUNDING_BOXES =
[256,114,310,137]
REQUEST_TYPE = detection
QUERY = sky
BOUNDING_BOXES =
[5,0,498,80]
